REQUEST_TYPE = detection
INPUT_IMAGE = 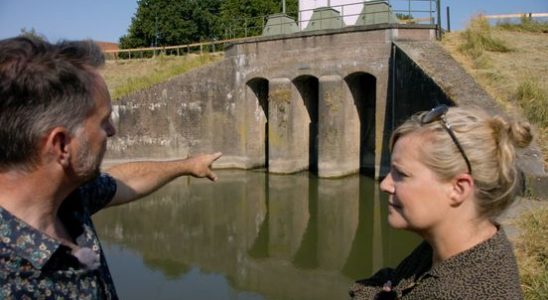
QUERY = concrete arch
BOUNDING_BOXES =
[268,78,307,173]
[245,77,269,168]
[344,72,377,176]
[315,74,361,177]
[292,75,319,173]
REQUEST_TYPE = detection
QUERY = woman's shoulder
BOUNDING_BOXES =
[425,228,523,299]
[433,227,518,274]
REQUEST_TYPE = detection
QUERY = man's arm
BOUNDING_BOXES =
[105,152,222,207]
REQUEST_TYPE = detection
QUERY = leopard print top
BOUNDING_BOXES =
[349,228,523,299]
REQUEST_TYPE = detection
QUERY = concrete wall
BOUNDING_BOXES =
[106,25,447,178]
[108,59,237,160]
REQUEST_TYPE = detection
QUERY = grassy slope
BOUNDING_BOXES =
[441,19,548,167]
[440,18,548,300]
[99,52,224,100]
[514,208,548,300]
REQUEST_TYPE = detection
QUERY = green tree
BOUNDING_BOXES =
[220,0,298,38]
[120,0,223,49]
[19,27,47,41]
[120,0,299,48]
[193,0,223,41]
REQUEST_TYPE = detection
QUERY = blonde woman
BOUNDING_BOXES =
[350,105,531,299]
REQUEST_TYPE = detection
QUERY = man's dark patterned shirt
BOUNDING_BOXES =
[0,174,118,299]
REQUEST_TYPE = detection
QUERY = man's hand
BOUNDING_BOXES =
[107,152,223,206]
[185,152,223,181]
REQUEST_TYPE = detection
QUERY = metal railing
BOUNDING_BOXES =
[483,12,548,20]
[103,39,233,60]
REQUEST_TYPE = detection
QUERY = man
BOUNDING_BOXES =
[0,37,222,299]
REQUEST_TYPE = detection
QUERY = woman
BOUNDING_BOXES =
[350,105,532,299]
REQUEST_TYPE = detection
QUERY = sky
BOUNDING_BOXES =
[0,0,547,43]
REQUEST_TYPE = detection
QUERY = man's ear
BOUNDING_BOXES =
[449,173,474,207]
[44,127,72,167]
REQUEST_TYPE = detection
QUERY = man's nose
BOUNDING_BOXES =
[107,120,116,137]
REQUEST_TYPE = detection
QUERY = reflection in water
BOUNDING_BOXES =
[93,170,420,300]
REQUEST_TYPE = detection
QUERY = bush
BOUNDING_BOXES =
[516,79,548,128]
[459,16,512,64]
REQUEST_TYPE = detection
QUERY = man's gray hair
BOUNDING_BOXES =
[0,36,105,170]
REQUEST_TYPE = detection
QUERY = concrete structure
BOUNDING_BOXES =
[262,13,300,36]
[299,0,371,29]
[354,1,400,26]
[108,24,433,178]
[107,23,545,186]
[303,7,345,31]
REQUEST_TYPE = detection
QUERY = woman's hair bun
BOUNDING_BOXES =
[490,116,533,149]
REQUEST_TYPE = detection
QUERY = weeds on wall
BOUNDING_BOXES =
[104,53,223,100]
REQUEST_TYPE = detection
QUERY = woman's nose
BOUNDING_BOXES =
[380,173,394,194]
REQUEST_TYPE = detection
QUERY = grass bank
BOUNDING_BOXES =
[99,52,223,100]
[441,17,548,167]
[515,207,548,300]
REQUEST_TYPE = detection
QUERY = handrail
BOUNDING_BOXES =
[483,12,548,19]
[103,36,251,60]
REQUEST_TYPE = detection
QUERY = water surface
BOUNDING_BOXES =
[93,170,420,300]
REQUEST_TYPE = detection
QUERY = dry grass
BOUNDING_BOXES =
[514,207,548,300]
[458,17,512,67]
[441,17,548,166]
[497,16,548,33]
[517,78,548,128]
[99,53,224,100]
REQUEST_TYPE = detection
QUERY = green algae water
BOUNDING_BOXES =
[93,170,420,300]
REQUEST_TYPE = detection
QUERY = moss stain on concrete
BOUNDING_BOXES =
[269,89,292,104]
[324,90,341,113]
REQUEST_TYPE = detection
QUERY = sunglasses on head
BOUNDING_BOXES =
[421,105,472,174]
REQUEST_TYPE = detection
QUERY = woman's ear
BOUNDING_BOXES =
[449,173,474,207]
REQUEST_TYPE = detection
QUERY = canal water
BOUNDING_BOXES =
[93,170,420,300]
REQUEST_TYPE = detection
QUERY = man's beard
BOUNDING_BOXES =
[74,136,105,182]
